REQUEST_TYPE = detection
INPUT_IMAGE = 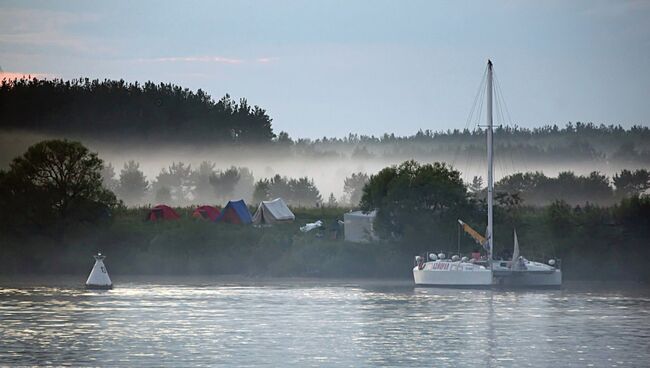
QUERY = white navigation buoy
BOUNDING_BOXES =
[85,252,113,289]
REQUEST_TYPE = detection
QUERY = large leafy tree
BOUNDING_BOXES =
[0,139,118,236]
[360,160,470,248]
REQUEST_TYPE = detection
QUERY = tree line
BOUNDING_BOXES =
[101,161,329,208]
[491,169,650,206]
[103,156,647,208]
[0,78,274,143]
[2,77,649,167]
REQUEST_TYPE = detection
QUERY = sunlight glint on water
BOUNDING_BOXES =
[1,278,649,367]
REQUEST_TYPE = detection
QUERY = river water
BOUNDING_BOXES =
[0,277,649,367]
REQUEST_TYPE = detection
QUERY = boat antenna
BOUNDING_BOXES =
[486,60,494,264]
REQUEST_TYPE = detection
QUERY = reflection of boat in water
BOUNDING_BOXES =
[413,60,561,288]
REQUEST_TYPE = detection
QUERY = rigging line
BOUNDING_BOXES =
[493,70,514,126]
[493,69,519,177]
[455,71,485,173]
[452,65,488,168]
[465,80,486,184]
[494,79,510,180]
[496,70,528,176]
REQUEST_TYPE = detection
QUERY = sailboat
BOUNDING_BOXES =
[412,60,562,288]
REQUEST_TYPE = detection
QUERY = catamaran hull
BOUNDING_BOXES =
[495,270,562,288]
[413,267,493,287]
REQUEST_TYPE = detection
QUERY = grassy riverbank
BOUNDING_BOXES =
[1,197,649,282]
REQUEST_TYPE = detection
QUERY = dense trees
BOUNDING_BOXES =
[0,140,118,238]
[360,160,470,248]
[269,123,650,166]
[0,78,275,143]
[2,77,649,166]
[252,175,322,207]
[613,169,650,197]
[98,156,648,208]
[494,169,650,206]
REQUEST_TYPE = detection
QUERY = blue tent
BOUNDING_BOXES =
[215,199,252,224]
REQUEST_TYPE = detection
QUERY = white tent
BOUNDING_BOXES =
[344,210,377,243]
[252,198,295,224]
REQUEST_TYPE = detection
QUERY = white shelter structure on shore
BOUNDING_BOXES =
[344,210,377,243]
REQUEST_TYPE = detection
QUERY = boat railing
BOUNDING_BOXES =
[417,251,562,270]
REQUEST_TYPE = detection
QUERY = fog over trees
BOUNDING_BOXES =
[1,76,649,207]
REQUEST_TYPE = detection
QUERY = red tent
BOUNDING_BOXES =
[192,205,221,221]
[145,204,180,221]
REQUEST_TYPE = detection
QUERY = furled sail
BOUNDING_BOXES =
[458,219,488,250]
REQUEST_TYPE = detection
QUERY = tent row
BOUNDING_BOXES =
[145,198,295,225]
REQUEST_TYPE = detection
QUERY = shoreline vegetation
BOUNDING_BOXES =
[1,143,648,282]
[1,199,649,282]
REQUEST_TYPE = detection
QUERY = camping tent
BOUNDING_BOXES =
[252,198,295,224]
[145,204,180,221]
[344,210,377,242]
[192,205,221,221]
[215,199,253,224]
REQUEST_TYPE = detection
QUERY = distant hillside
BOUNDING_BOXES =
[0,77,275,143]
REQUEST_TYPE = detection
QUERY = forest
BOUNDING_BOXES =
[2,77,650,168]
[0,77,275,143]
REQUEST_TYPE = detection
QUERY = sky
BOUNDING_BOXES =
[1,0,649,138]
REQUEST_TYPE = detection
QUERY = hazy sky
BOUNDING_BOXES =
[1,0,649,138]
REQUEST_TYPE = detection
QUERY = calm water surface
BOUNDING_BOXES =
[1,276,649,367]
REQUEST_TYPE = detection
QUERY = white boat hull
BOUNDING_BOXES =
[492,260,562,287]
[412,260,562,288]
[413,263,493,286]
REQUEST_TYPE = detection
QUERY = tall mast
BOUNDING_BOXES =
[486,60,494,262]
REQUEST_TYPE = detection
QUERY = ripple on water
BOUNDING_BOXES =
[0,278,649,367]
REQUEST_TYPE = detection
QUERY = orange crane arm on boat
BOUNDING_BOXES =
[458,219,487,246]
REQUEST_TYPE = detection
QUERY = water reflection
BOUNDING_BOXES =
[0,277,649,367]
